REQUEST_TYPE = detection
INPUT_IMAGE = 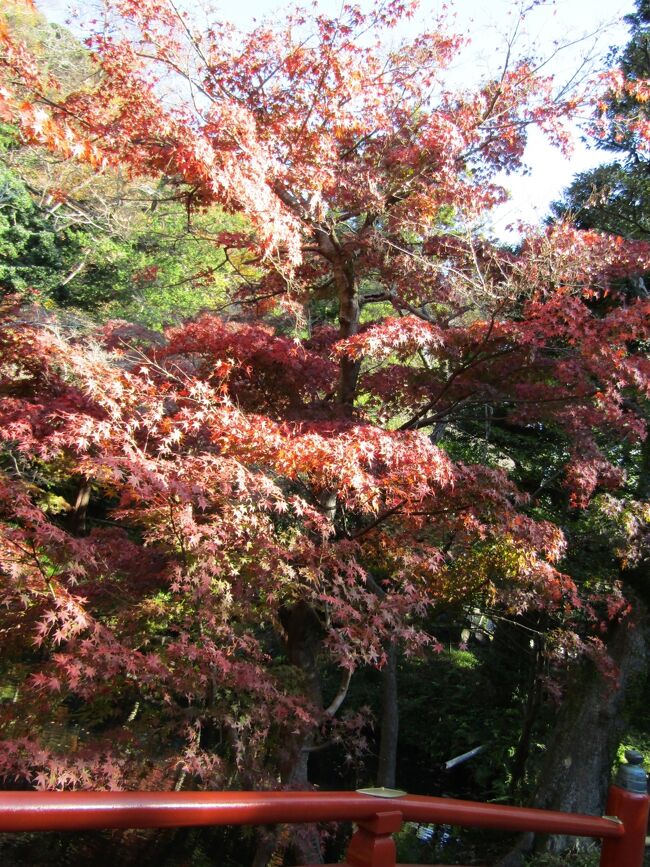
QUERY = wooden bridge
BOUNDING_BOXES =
[0,778,648,866]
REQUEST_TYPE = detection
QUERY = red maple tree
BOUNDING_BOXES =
[1,5,649,854]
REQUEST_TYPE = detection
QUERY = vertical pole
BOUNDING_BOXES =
[344,810,402,867]
[600,750,649,867]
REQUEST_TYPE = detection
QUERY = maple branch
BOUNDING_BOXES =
[272,183,310,221]
[152,261,229,294]
[399,312,504,431]
[385,287,438,324]
[24,539,57,601]
[404,394,476,431]
[530,468,565,501]
[212,288,288,314]
[495,390,598,407]
[164,0,236,103]
[339,128,380,160]
[251,35,314,97]
[59,259,88,287]
[22,181,114,235]
[359,290,390,306]
[324,667,353,717]
[223,248,258,290]
[133,49,214,106]
[168,500,189,571]
[345,499,406,541]
[381,236,489,296]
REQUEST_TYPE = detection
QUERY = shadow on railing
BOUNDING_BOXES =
[0,755,648,867]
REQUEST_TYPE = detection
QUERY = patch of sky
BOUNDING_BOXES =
[39,0,634,238]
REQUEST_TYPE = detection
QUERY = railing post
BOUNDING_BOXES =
[343,810,402,867]
[600,749,649,867]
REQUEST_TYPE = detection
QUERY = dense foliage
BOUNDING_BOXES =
[1,1,650,864]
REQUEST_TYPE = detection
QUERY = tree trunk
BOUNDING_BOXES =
[314,228,360,406]
[498,608,647,866]
[509,637,544,795]
[377,641,399,788]
[254,227,360,866]
[251,602,325,867]
[68,478,91,535]
[535,612,645,846]
[336,254,360,406]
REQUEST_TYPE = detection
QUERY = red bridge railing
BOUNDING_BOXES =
[0,780,647,867]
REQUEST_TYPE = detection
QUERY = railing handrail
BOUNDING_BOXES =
[0,789,626,839]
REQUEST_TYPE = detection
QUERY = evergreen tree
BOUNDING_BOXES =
[551,0,650,242]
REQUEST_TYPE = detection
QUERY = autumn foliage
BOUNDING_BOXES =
[0,0,649,813]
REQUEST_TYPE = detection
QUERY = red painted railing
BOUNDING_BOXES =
[0,785,647,866]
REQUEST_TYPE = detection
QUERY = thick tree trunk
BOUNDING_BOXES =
[315,228,360,406]
[336,255,361,405]
[251,602,325,867]
[281,602,325,864]
[498,608,647,866]
[533,612,646,847]
[68,478,91,535]
[377,641,399,788]
[254,226,360,866]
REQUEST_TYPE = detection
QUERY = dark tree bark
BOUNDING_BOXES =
[509,637,544,795]
[498,607,647,866]
[377,641,399,789]
[280,602,325,864]
[314,228,361,406]
[533,612,646,852]
[68,478,91,535]
[252,601,326,867]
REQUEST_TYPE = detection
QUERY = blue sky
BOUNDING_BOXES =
[38,0,634,235]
